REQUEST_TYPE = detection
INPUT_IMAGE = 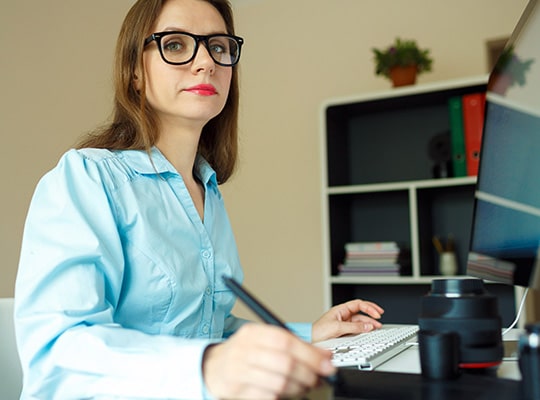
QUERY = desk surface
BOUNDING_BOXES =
[376,341,521,381]
[307,328,523,400]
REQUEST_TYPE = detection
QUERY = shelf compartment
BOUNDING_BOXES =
[416,184,476,275]
[328,190,411,277]
[325,81,487,187]
[330,282,516,326]
[331,283,432,324]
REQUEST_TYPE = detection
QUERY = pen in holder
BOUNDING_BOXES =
[433,235,458,276]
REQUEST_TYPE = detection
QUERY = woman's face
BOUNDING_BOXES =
[141,0,233,132]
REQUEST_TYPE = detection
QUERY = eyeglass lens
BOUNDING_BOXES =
[160,33,240,65]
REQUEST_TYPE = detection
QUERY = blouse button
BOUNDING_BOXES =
[201,249,211,259]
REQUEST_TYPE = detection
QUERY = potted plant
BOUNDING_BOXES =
[488,45,534,95]
[372,38,433,87]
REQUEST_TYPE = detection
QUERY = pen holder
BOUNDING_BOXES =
[439,251,458,276]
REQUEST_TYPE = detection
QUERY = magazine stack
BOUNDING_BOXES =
[339,241,401,276]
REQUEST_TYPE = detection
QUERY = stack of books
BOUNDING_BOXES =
[338,242,401,276]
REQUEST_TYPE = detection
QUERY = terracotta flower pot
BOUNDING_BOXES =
[488,73,512,95]
[389,65,418,87]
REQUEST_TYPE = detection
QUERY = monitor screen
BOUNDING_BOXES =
[467,0,540,289]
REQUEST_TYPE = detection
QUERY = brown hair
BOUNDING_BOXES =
[77,0,240,184]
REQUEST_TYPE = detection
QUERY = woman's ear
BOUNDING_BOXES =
[133,71,142,91]
[133,62,144,91]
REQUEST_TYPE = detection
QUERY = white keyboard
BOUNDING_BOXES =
[315,325,418,371]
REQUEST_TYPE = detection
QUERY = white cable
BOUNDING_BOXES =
[502,287,529,336]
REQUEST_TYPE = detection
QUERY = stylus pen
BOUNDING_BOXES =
[222,275,338,386]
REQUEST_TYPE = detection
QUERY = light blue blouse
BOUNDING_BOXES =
[15,148,310,399]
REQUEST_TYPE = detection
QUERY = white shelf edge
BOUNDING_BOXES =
[330,275,445,285]
[330,275,526,286]
[409,187,420,278]
[326,176,477,195]
[321,75,488,110]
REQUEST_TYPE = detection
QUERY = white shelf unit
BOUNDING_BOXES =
[320,76,521,326]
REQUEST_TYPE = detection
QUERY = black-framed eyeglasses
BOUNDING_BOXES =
[144,31,244,67]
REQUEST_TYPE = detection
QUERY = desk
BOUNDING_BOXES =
[377,345,521,380]
[308,329,523,400]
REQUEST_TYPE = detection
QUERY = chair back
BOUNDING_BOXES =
[0,298,23,399]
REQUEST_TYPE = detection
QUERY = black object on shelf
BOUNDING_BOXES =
[428,130,452,178]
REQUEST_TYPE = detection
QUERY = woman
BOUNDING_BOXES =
[14,0,384,398]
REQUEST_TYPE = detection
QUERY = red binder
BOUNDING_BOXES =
[462,92,486,176]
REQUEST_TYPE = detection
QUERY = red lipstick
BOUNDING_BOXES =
[184,84,217,96]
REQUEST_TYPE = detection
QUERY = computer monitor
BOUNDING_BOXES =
[467,0,540,289]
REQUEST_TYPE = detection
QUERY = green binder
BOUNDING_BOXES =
[448,96,467,177]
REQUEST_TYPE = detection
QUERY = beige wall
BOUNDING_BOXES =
[0,1,528,323]
[0,0,136,297]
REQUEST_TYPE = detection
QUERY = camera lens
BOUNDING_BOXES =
[418,278,503,368]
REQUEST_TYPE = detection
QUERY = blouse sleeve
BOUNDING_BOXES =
[287,323,313,342]
[15,150,215,399]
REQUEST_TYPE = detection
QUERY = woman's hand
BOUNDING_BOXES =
[312,299,385,343]
[202,323,336,399]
